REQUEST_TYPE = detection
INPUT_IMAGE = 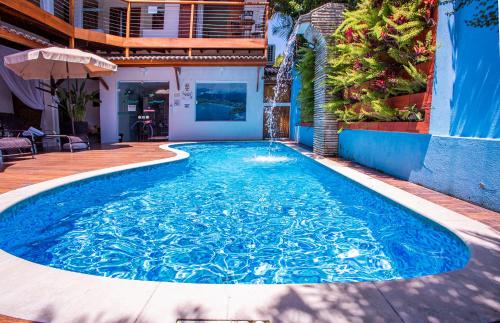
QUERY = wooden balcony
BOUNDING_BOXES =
[0,0,269,66]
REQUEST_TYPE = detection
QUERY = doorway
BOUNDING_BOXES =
[118,82,169,142]
[263,106,290,139]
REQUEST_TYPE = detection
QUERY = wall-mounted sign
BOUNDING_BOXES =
[182,82,192,101]
[127,105,136,112]
[148,6,158,14]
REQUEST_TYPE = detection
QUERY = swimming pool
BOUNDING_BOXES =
[0,142,469,284]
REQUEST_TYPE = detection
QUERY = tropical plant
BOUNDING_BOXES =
[269,0,360,39]
[273,54,285,67]
[296,45,316,123]
[399,104,424,121]
[56,79,100,134]
[325,0,436,122]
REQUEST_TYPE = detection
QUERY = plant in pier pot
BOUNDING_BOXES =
[326,0,437,122]
[398,104,424,121]
[56,79,100,135]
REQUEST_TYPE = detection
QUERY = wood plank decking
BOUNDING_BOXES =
[0,142,174,194]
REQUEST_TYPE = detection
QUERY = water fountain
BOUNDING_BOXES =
[256,26,300,165]
[266,27,299,143]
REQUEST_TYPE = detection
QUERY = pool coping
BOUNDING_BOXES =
[0,142,498,323]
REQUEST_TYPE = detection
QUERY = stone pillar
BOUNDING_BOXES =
[313,35,338,156]
[300,2,344,156]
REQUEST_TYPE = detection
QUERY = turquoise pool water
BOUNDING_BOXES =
[0,142,469,284]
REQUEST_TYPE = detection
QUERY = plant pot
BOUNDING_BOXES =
[340,121,429,134]
[74,121,89,135]
[416,61,434,75]
[386,92,426,110]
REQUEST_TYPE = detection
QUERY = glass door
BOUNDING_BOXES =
[118,82,169,142]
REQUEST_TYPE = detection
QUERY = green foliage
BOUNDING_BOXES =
[270,1,360,39]
[296,45,316,123]
[398,104,424,121]
[56,79,100,123]
[271,0,359,20]
[326,0,436,122]
[273,54,284,67]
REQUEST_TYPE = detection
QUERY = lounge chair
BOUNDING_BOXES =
[0,136,35,164]
[45,134,90,152]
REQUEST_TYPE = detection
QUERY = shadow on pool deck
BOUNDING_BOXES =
[1,229,495,323]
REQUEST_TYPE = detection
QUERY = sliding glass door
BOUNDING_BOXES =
[117,82,169,142]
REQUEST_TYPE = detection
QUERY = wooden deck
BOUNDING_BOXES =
[0,142,174,194]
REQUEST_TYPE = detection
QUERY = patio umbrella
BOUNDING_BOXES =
[3,46,117,80]
[3,47,117,134]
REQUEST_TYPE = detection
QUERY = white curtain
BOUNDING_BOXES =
[0,45,45,111]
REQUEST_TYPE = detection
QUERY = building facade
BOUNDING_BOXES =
[0,0,269,142]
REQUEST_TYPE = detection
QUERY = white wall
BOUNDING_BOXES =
[0,76,14,114]
[95,1,180,37]
[142,4,180,38]
[100,66,264,143]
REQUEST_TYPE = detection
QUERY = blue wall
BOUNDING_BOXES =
[339,2,500,211]
[340,130,500,211]
[289,68,314,147]
[431,0,499,138]
[289,68,301,141]
[297,126,314,147]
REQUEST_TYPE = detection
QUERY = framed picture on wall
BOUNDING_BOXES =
[195,83,247,121]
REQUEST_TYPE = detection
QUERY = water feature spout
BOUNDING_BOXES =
[266,25,300,143]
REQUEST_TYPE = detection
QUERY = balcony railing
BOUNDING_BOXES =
[77,0,267,39]
[27,0,70,23]
[9,0,269,60]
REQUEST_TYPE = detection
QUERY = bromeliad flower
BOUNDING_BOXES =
[345,27,354,43]
[373,79,387,91]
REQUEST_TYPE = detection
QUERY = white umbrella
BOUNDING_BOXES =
[3,46,117,80]
[3,47,117,135]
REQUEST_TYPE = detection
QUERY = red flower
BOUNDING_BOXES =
[345,27,354,43]
[373,79,387,91]
[414,44,427,55]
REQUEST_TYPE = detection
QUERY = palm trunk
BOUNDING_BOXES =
[71,117,75,135]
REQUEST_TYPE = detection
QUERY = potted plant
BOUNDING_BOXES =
[56,79,100,135]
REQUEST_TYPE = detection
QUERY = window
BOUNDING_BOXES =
[267,45,276,65]
[54,0,69,22]
[109,7,127,36]
[83,0,99,30]
[196,83,247,121]
[264,83,289,103]
[151,6,165,30]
